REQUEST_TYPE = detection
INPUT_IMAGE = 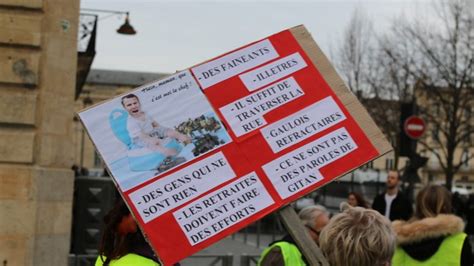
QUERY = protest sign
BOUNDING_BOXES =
[78,25,391,265]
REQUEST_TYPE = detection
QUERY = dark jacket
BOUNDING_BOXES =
[372,191,412,221]
[392,214,472,266]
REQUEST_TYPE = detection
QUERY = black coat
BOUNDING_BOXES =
[372,191,413,221]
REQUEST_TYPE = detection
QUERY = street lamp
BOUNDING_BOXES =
[81,8,137,35]
[76,9,137,99]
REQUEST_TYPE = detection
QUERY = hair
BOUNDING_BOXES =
[388,170,400,180]
[98,198,140,265]
[298,205,327,229]
[319,203,396,266]
[348,191,369,208]
[415,184,452,219]
[121,94,139,106]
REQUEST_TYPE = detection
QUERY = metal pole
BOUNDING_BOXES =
[80,8,128,15]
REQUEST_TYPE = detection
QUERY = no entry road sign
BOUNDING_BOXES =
[404,115,426,139]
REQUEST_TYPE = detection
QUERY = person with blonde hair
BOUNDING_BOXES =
[258,205,329,266]
[392,185,472,265]
[319,203,396,266]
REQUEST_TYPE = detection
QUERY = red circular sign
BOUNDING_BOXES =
[404,116,426,139]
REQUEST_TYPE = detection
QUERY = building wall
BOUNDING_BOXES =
[416,89,474,185]
[0,0,79,265]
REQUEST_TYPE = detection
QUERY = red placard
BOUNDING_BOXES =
[79,26,389,266]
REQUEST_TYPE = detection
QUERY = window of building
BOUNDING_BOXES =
[461,149,469,167]
[385,158,394,170]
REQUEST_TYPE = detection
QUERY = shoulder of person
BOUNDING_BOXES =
[111,254,160,266]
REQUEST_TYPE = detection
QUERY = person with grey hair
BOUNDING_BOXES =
[258,205,329,266]
[319,203,396,266]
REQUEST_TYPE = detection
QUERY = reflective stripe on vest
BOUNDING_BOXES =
[392,232,467,266]
[95,254,160,266]
[258,241,306,266]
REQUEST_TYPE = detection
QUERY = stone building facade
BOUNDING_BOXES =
[0,0,80,265]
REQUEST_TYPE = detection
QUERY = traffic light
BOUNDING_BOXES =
[402,153,429,183]
[399,102,416,157]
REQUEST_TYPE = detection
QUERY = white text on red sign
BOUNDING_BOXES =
[262,127,357,199]
[191,39,279,89]
[219,77,304,137]
[130,152,236,223]
[261,96,346,153]
[239,52,308,91]
[173,172,274,245]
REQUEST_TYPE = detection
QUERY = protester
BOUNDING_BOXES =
[258,205,329,266]
[319,203,395,266]
[95,199,160,266]
[391,185,472,266]
[372,170,413,221]
[347,191,369,208]
[451,191,467,219]
[466,194,474,235]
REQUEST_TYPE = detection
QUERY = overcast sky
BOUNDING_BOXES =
[80,0,436,73]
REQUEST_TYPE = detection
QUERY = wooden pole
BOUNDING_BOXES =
[278,205,329,266]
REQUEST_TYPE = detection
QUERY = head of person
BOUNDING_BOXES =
[98,198,140,264]
[386,170,400,190]
[415,184,452,219]
[298,205,329,243]
[319,203,396,266]
[347,192,368,208]
[121,94,141,116]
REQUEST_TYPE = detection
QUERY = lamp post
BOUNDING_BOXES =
[80,8,137,35]
[76,9,137,99]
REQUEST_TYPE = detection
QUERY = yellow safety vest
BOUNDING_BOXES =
[392,232,466,266]
[258,241,306,266]
[95,254,160,266]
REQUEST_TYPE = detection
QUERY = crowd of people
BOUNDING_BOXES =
[95,170,473,266]
[258,170,472,265]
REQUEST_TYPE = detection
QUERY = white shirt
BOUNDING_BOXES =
[127,114,154,139]
[384,193,397,218]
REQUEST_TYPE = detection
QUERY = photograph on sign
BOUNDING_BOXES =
[79,70,232,191]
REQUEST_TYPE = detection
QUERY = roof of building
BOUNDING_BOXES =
[86,69,170,86]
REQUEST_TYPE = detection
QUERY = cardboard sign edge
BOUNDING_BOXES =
[289,25,393,157]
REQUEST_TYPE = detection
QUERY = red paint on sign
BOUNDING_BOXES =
[83,28,385,265]
[404,115,426,139]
